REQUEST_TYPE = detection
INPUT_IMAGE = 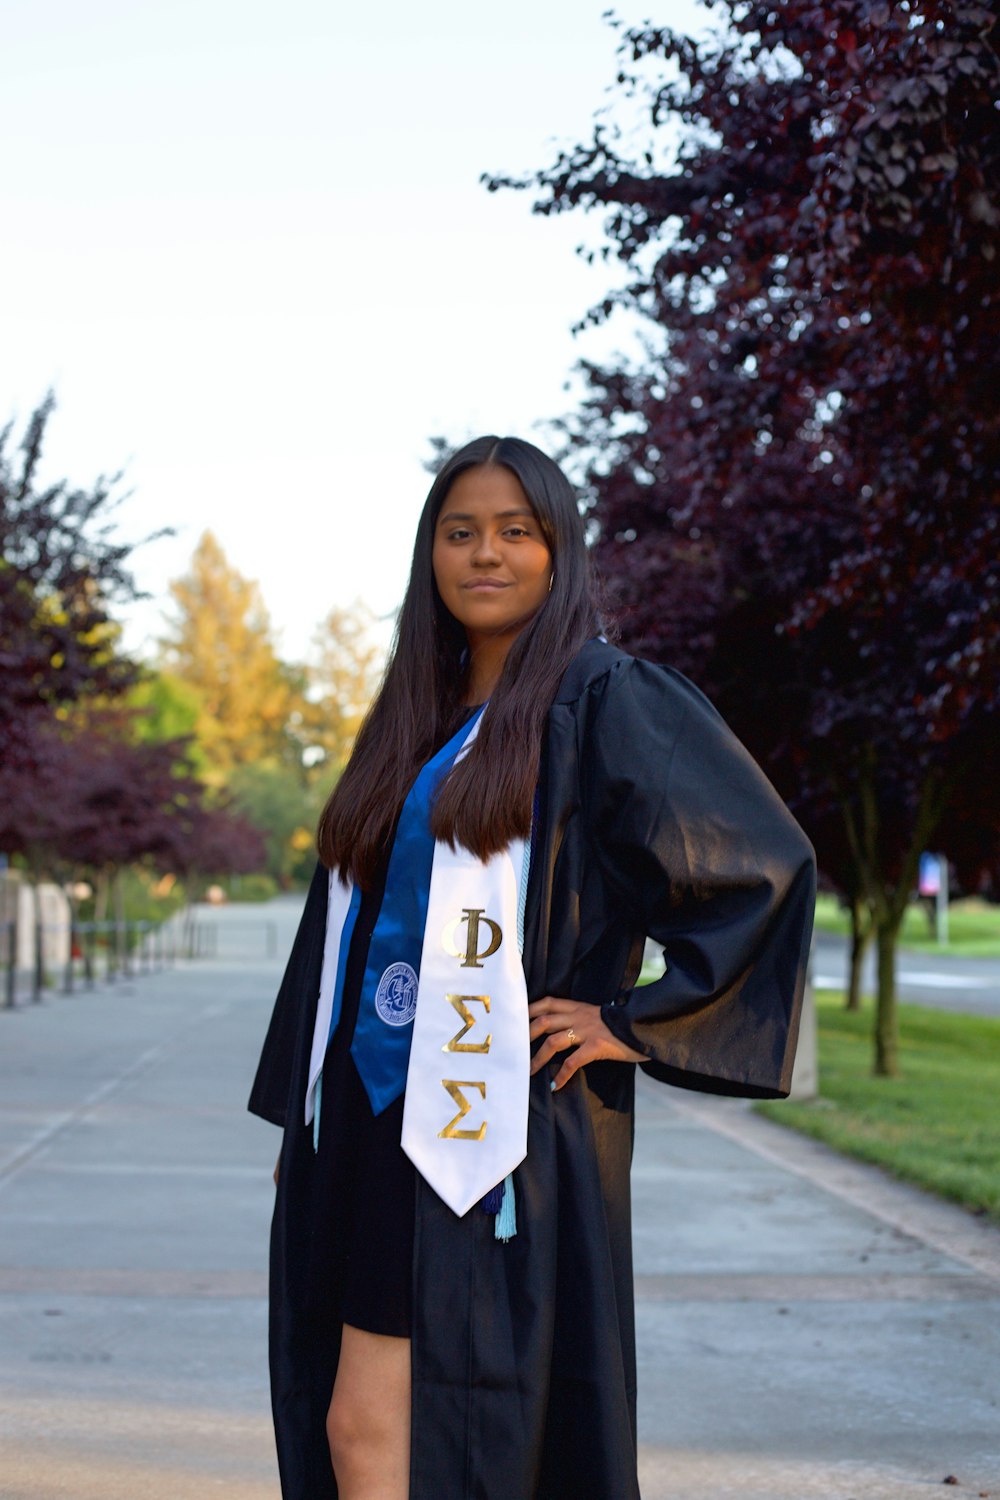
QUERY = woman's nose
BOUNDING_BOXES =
[471,531,501,564]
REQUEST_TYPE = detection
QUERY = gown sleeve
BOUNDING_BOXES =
[588,657,816,1099]
[247,860,329,1127]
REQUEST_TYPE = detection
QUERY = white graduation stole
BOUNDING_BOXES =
[305,719,531,1219]
[400,837,529,1217]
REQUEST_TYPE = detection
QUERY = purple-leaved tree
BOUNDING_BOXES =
[488,0,1000,1073]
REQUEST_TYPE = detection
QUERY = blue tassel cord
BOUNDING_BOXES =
[479,1174,517,1241]
[494,1174,516,1242]
[480,1182,504,1214]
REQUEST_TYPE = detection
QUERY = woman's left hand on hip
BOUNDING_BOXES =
[528,996,646,1092]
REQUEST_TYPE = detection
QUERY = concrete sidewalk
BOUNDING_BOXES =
[632,1090,999,1498]
[0,899,997,1499]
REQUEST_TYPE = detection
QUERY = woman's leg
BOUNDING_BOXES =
[327,1323,411,1500]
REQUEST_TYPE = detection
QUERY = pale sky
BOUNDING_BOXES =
[2,0,712,665]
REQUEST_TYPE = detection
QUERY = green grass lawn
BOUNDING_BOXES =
[813,894,1000,956]
[758,993,1000,1224]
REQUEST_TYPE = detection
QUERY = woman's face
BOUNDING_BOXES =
[432,465,553,648]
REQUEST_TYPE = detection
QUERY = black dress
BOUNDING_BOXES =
[308,859,416,1337]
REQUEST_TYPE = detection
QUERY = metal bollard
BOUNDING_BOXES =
[64,921,76,994]
[33,922,43,1003]
[84,923,95,989]
[4,921,15,1010]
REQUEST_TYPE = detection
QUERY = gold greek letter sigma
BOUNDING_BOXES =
[442,907,503,968]
[442,994,492,1053]
[438,1080,487,1141]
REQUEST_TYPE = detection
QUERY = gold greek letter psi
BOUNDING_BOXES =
[438,1080,487,1141]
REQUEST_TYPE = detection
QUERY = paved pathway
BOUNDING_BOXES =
[1,897,997,1499]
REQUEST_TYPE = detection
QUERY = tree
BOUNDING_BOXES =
[304,599,383,776]
[163,797,267,898]
[0,403,268,930]
[8,726,272,966]
[0,394,150,775]
[160,531,306,779]
[0,391,160,933]
[489,1,1000,1073]
[228,761,323,888]
[126,669,203,743]
[0,707,267,910]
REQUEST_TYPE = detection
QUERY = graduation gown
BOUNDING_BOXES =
[248,639,816,1500]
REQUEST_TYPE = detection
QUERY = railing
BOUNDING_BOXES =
[182,919,279,962]
[1,918,181,1008]
[1,913,280,1008]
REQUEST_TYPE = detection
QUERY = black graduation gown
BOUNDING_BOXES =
[248,639,817,1500]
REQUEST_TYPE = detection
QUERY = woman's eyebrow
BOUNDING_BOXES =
[438,508,535,524]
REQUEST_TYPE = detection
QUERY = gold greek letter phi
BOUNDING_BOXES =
[442,908,503,968]
[438,1080,487,1141]
[442,994,492,1054]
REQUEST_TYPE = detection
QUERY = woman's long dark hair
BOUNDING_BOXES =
[317,435,604,885]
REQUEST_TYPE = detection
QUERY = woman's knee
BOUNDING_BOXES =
[326,1385,368,1474]
[327,1385,404,1488]
[326,1326,410,1487]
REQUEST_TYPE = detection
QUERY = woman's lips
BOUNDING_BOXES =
[463,579,509,590]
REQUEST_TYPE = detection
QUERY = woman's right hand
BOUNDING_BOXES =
[528,995,647,1091]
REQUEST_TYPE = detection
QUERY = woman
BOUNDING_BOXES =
[249,435,816,1500]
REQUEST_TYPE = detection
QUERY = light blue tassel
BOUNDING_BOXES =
[494,1173,516,1242]
[312,1072,322,1153]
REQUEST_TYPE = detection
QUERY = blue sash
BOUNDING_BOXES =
[322,708,485,1116]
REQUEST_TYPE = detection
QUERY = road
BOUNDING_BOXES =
[0,895,997,1499]
[812,930,1000,1016]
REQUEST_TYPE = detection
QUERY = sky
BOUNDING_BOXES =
[2,0,713,665]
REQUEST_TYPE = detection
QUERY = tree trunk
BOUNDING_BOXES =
[836,757,949,1077]
[94,867,112,977]
[94,868,109,925]
[30,873,44,1002]
[113,868,126,974]
[846,896,871,1011]
[874,915,902,1077]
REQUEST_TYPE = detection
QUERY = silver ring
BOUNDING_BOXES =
[565,1028,578,1045]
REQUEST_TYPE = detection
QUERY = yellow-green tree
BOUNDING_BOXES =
[127,668,202,742]
[227,761,324,888]
[161,531,305,781]
[305,600,383,777]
